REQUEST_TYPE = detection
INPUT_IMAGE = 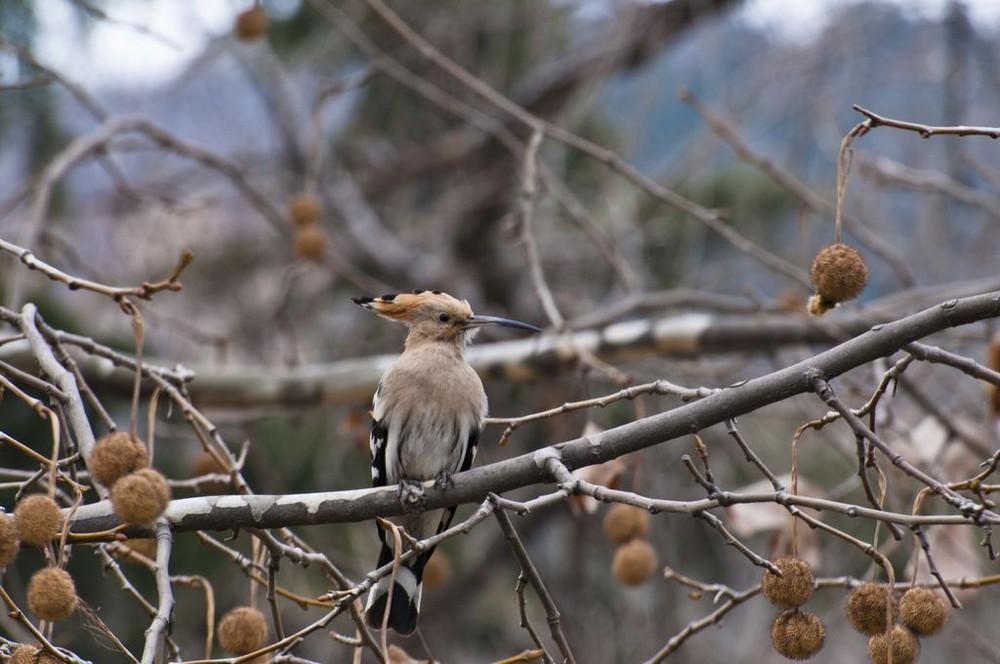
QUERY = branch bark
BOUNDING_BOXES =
[64,289,1000,535]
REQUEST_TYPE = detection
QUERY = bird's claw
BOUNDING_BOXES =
[398,479,425,512]
[434,471,454,490]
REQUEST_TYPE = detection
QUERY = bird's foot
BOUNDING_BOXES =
[398,479,425,513]
[434,470,454,491]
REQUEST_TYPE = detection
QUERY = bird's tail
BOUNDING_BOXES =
[364,544,424,635]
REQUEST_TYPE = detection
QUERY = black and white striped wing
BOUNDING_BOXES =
[369,382,388,489]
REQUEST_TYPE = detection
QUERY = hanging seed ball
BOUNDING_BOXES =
[191,450,227,477]
[111,469,171,525]
[602,503,651,545]
[288,193,323,227]
[189,451,229,494]
[612,538,658,586]
[900,587,948,636]
[119,538,158,561]
[808,243,868,315]
[762,557,815,609]
[89,431,149,487]
[847,582,896,636]
[27,567,77,621]
[9,645,62,664]
[219,606,268,655]
[422,550,452,591]
[15,494,62,547]
[234,6,269,41]
[868,625,919,664]
[293,225,328,261]
[0,512,20,566]
[770,610,825,660]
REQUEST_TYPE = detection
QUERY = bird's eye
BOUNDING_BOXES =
[438,313,451,323]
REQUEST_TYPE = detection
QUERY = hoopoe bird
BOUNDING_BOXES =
[353,290,540,634]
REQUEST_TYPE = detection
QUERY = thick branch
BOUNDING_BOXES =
[41,310,887,407]
[64,290,1000,534]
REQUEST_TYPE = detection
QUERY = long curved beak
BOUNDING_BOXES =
[465,314,542,333]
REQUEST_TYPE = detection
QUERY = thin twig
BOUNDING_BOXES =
[494,505,576,664]
[854,104,1000,139]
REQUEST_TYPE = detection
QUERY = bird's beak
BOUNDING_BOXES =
[464,314,542,333]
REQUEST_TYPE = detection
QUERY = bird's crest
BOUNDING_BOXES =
[352,290,472,323]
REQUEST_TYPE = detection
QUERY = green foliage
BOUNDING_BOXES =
[682,164,791,233]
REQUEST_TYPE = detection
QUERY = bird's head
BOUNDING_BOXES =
[353,290,541,346]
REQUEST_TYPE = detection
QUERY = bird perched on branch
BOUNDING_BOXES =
[353,290,541,634]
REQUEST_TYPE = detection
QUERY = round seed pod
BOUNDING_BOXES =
[422,550,452,591]
[234,6,269,41]
[762,557,815,609]
[809,243,868,314]
[218,606,268,655]
[293,225,328,261]
[111,469,171,525]
[770,610,825,660]
[90,432,149,487]
[118,538,158,562]
[15,494,62,547]
[10,645,62,664]
[899,587,948,636]
[190,451,229,494]
[289,193,323,227]
[27,567,77,621]
[0,512,20,566]
[847,582,896,636]
[191,450,227,477]
[602,504,651,545]
[868,625,919,664]
[611,538,658,586]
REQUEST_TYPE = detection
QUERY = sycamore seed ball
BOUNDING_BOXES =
[191,450,227,477]
[900,587,948,636]
[289,193,323,227]
[111,469,171,525]
[27,567,78,621]
[90,432,149,487]
[762,557,815,609]
[234,6,269,41]
[293,225,328,261]
[847,582,896,636]
[10,645,62,664]
[119,538,158,561]
[602,504,651,545]
[612,538,658,586]
[15,494,62,547]
[868,625,919,664]
[770,610,825,660]
[219,606,268,655]
[190,450,229,494]
[808,243,868,315]
[0,512,20,566]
